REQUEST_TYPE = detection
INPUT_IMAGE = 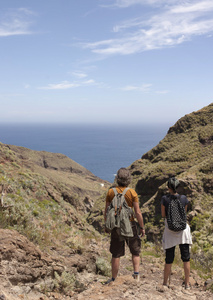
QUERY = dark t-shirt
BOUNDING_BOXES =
[161,194,189,217]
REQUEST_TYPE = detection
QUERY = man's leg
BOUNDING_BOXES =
[112,257,120,279]
[109,228,124,281]
[132,255,140,273]
[128,223,141,280]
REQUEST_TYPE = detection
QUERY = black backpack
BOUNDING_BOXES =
[167,195,186,231]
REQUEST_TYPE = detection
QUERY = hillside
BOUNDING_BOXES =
[0,143,111,298]
[130,103,213,273]
[88,103,213,280]
[0,103,213,299]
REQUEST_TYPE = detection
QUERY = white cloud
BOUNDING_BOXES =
[171,1,213,13]
[38,79,96,90]
[0,8,34,37]
[122,83,152,92]
[72,72,88,78]
[38,81,80,90]
[85,0,213,55]
[83,79,95,84]
[155,90,169,94]
[102,0,177,8]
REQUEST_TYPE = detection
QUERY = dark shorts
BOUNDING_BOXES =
[110,222,141,258]
[165,244,190,264]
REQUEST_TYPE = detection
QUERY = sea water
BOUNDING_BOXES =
[0,123,169,182]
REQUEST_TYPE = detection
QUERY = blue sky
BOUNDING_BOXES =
[0,0,213,125]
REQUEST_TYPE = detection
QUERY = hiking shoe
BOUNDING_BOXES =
[185,284,191,290]
[103,278,115,285]
[132,273,140,281]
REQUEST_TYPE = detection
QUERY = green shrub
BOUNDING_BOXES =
[54,271,76,294]
[95,257,111,276]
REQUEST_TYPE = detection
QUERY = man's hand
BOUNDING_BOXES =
[104,226,110,234]
[140,228,145,237]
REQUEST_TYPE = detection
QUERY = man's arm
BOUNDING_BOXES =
[104,201,111,233]
[104,201,110,222]
[133,201,145,236]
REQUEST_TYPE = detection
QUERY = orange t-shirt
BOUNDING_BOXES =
[106,186,138,208]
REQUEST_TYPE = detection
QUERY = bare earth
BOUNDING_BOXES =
[0,232,212,300]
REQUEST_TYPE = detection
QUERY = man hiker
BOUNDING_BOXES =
[104,167,145,284]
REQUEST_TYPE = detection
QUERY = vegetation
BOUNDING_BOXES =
[0,103,213,294]
[0,142,110,295]
[89,103,213,280]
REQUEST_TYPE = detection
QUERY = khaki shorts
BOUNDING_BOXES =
[110,222,141,258]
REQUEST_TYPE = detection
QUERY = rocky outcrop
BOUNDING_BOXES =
[0,229,64,299]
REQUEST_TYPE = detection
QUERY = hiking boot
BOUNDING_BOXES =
[182,281,191,290]
[185,284,191,290]
[132,273,140,281]
[103,278,115,285]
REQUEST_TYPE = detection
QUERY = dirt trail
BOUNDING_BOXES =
[0,235,212,299]
[73,249,212,300]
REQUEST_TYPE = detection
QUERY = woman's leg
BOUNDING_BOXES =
[179,244,190,287]
[183,261,190,286]
[163,263,172,285]
[163,246,175,286]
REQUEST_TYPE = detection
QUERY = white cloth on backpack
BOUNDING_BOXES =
[162,219,192,250]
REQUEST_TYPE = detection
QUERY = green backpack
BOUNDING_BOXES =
[105,187,134,239]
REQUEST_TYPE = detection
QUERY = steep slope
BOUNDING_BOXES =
[129,103,213,270]
[88,103,213,277]
[0,142,111,298]
[131,103,213,200]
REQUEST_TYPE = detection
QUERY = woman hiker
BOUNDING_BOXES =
[161,177,192,289]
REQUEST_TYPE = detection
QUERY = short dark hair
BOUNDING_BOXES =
[116,168,131,187]
[167,177,180,192]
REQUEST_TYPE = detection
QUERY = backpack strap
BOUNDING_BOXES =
[122,187,130,196]
[112,188,118,196]
[120,187,130,208]
[112,188,118,215]
[112,187,129,196]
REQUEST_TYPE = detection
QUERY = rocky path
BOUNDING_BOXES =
[0,234,212,299]
[73,249,213,300]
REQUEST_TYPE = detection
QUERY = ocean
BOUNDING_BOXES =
[0,123,169,183]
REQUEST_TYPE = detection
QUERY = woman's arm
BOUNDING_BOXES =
[161,203,166,218]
